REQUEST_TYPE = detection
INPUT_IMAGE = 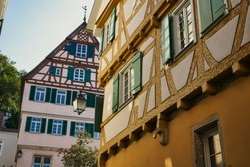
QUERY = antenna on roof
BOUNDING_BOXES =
[82,6,87,23]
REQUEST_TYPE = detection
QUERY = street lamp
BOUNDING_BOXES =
[17,149,23,158]
[73,91,87,115]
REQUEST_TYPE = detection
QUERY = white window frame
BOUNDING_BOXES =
[0,140,3,156]
[56,90,66,105]
[33,156,52,167]
[75,122,85,136]
[52,120,63,135]
[55,68,61,76]
[172,0,196,55]
[74,68,84,82]
[119,61,133,105]
[103,17,111,49]
[76,44,87,58]
[30,117,42,133]
[35,87,46,102]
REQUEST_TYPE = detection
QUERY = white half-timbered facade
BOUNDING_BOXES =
[17,21,103,167]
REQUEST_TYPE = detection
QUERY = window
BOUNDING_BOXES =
[49,66,61,76]
[25,117,46,133]
[99,8,116,56]
[198,0,226,32]
[193,116,225,167]
[52,120,63,135]
[75,122,85,136]
[120,63,133,103]
[76,44,87,58]
[162,0,195,64]
[112,52,142,112]
[70,122,94,138]
[47,119,67,135]
[33,156,51,167]
[35,87,46,102]
[55,68,61,76]
[74,68,84,82]
[30,117,42,133]
[65,42,95,58]
[67,66,91,82]
[56,90,66,105]
[0,140,3,156]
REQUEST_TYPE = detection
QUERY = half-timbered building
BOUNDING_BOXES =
[16,21,103,167]
[88,0,250,167]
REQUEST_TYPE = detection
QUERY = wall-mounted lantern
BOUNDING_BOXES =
[73,91,87,115]
[17,149,23,158]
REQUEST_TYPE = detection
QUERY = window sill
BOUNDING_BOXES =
[174,40,196,61]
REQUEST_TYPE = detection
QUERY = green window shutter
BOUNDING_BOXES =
[45,88,51,102]
[69,42,77,56]
[85,69,91,82]
[211,0,224,20]
[25,117,32,132]
[65,44,70,51]
[50,89,57,103]
[99,28,104,57]
[199,0,213,32]
[47,119,53,134]
[87,44,95,58]
[162,15,174,64]
[94,95,103,132]
[131,52,142,95]
[72,91,78,105]
[66,90,72,105]
[67,66,74,80]
[109,8,116,42]
[85,123,94,138]
[112,74,119,113]
[50,66,56,75]
[29,86,36,101]
[62,120,67,135]
[41,118,46,133]
[70,122,76,136]
[86,93,96,108]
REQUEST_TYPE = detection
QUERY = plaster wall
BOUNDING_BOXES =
[104,76,250,167]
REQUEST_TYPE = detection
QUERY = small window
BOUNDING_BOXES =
[76,44,87,58]
[35,87,46,102]
[0,140,3,156]
[55,68,61,76]
[52,120,63,135]
[193,116,225,167]
[74,68,85,82]
[33,156,51,167]
[30,117,42,133]
[56,90,66,105]
[198,0,226,33]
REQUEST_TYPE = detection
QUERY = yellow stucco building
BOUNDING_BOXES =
[89,0,250,166]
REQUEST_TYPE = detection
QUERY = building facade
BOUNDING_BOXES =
[0,0,9,35]
[17,22,103,167]
[88,0,250,167]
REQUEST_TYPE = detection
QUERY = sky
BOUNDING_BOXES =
[0,0,95,72]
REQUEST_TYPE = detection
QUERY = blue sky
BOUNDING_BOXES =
[0,0,94,72]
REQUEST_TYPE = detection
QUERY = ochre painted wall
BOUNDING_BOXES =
[104,76,250,167]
